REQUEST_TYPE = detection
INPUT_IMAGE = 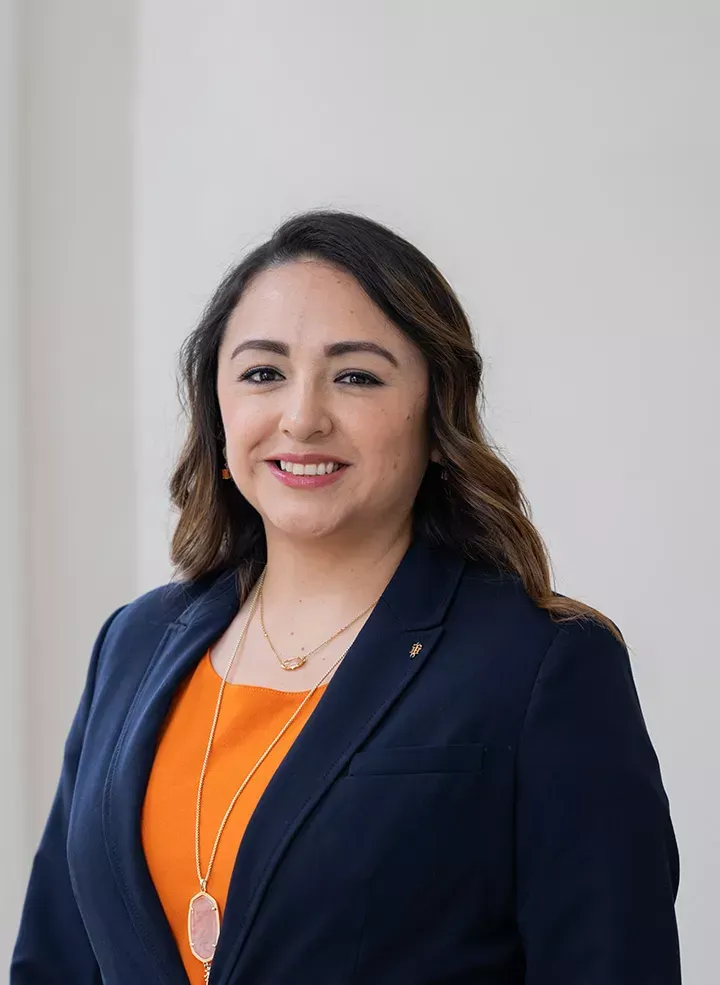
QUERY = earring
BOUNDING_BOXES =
[430,450,445,476]
[221,445,231,481]
[433,456,448,481]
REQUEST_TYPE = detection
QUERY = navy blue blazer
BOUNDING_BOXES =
[12,535,681,984]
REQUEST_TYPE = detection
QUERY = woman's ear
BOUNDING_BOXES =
[430,449,442,464]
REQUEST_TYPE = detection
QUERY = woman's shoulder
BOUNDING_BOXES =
[457,555,625,659]
[456,556,550,628]
[96,568,235,664]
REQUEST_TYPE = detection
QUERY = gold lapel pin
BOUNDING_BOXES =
[409,642,423,658]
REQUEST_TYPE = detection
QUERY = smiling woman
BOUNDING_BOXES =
[169,214,615,632]
[214,259,432,552]
[12,211,681,985]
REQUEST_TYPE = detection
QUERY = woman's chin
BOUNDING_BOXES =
[262,508,348,543]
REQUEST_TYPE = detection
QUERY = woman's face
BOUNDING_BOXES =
[216,259,432,544]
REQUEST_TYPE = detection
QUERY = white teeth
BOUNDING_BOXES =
[279,460,341,476]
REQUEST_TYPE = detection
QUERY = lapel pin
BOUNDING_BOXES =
[409,642,423,658]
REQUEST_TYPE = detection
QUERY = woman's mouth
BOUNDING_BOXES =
[267,459,349,488]
[277,460,344,476]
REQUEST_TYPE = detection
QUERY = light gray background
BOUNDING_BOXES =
[2,1,718,979]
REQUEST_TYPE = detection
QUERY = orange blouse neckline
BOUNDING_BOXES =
[203,649,330,694]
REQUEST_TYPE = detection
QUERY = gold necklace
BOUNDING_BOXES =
[259,578,378,671]
[189,568,372,982]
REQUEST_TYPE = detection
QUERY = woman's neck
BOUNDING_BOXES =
[261,522,412,612]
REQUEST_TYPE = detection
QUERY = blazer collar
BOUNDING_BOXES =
[103,533,466,985]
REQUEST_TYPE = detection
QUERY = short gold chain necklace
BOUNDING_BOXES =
[188,568,379,981]
[259,576,378,671]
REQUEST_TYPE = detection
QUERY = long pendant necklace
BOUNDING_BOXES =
[188,569,377,982]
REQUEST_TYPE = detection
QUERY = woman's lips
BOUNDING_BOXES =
[266,460,348,488]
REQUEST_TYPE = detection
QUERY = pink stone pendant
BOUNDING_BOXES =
[188,890,221,964]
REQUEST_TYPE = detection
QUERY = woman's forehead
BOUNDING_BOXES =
[223,260,423,365]
[230,261,380,330]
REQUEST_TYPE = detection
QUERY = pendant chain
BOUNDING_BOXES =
[259,578,377,671]
[194,567,378,895]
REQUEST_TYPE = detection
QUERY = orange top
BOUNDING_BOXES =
[141,648,328,984]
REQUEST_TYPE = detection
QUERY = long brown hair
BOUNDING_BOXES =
[170,210,621,641]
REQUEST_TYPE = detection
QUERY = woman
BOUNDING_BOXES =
[12,211,681,984]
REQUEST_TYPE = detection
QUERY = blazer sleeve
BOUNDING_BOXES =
[11,606,126,985]
[515,618,681,984]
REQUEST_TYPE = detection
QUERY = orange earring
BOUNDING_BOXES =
[221,445,231,480]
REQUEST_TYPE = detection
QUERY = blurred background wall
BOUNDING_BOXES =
[1,0,27,969]
[3,1,718,979]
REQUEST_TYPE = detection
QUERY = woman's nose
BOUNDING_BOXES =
[279,381,332,441]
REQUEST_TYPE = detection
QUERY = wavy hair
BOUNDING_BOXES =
[170,210,620,641]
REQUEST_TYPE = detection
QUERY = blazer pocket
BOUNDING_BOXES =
[346,743,486,776]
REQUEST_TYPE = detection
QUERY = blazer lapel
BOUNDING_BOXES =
[103,570,241,984]
[211,535,466,985]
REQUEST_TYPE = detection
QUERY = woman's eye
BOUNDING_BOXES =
[237,368,381,387]
[336,371,382,387]
[239,367,283,384]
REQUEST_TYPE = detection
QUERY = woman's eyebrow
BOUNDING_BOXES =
[229,338,398,368]
[230,339,288,360]
[325,340,398,368]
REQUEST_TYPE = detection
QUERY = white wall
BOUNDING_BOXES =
[0,0,29,968]
[10,1,719,980]
[22,0,137,861]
